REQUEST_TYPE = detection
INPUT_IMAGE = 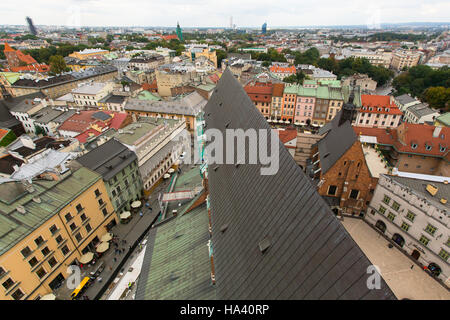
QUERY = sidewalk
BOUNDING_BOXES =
[54,174,173,300]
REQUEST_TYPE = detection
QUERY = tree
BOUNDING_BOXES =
[283,72,306,85]
[423,87,450,111]
[215,49,227,68]
[49,55,67,74]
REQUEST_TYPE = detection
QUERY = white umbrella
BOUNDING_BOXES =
[120,211,131,219]
[168,168,175,173]
[131,200,141,208]
[294,122,300,125]
[163,173,171,179]
[96,242,110,253]
[267,119,272,123]
[41,293,56,300]
[79,252,94,264]
[273,120,278,123]
[100,232,113,242]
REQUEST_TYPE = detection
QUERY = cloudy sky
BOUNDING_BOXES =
[3,0,450,27]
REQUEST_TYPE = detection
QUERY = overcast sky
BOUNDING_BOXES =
[3,0,450,28]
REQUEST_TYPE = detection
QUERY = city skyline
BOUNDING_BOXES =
[2,0,450,28]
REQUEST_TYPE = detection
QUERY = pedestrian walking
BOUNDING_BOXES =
[140,211,143,218]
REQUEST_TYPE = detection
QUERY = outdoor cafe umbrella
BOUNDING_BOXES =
[168,168,175,174]
[120,211,131,220]
[163,173,171,179]
[96,242,110,253]
[100,232,113,242]
[131,201,142,209]
[79,252,94,264]
[41,293,56,300]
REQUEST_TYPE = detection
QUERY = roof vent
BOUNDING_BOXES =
[16,205,26,214]
[220,224,229,233]
[213,166,219,171]
[258,237,271,254]
[426,184,438,196]
[32,197,41,203]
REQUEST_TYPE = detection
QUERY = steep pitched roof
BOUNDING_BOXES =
[204,68,395,300]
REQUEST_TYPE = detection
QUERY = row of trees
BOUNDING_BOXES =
[392,65,450,110]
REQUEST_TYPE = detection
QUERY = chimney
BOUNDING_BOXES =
[433,126,442,138]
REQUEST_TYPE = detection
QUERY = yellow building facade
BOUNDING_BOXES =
[0,167,117,300]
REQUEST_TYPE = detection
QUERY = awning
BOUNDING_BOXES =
[41,293,56,300]
[131,200,141,208]
[79,252,94,264]
[120,211,131,219]
[96,242,110,253]
[100,232,113,242]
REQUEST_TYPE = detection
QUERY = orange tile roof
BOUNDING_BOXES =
[272,83,285,97]
[277,128,297,144]
[3,42,14,52]
[360,95,402,115]
[354,123,449,157]
[0,129,9,140]
[270,65,296,74]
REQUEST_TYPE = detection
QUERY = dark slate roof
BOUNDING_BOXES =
[91,111,112,121]
[76,138,137,181]
[11,137,56,158]
[205,68,396,300]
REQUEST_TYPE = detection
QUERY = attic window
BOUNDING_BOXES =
[259,237,271,254]
[386,108,390,112]
[425,144,432,151]
[440,145,446,152]
[323,153,331,159]
[411,143,418,149]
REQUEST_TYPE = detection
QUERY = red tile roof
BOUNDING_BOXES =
[161,35,178,41]
[360,95,402,115]
[272,83,285,97]
[0,129,9,140]
[277,128,297,144]
[142,80,158,91]
[3,42,14,52]
[244,83,273,103]
[72,112,129,143]
[354,123,449,157]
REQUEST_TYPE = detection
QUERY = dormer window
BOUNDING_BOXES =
[411,143,418,149]
[440,145,446,152]
[425,144,432,151]
[386,108,390,112]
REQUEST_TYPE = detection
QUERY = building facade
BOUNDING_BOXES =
[366,174,449,286]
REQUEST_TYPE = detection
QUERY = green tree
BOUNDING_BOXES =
[49,55,67,74]
[283,72,306,85]
[216,49,227,68]
[423,87,450,111]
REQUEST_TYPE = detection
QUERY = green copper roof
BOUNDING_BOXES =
[436,112,450,126]
[137,90,162,101]
[136,204,214,300]
[1,72,21,85]
[0,167,101,256]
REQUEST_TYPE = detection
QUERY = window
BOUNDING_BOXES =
[48,257,58,268]
[49,225,58,235]
[41,247,50,257]
[438,249,449,261]
[349,189,359,200]
[70,223,77,232]
[405,211,415,222]
[327,185,337,196]
[28,257,38,268]
[102,208,108,216]
[61,245,70,256]
[419,235,430,246]
[34,236,44,247]
[2,278,14,290]
[387,212,396,222]
[75,233,83,243]
[11,289,24,300]
[36,267,47,279]
[391,201,400,211]
[425,224,437,236]
[55,235,63,244]
[0,267,5,277]
[80,213,87,222]
[401,222,410,232]
[76,204,83,213]
[98,198,104,206]
[379,205,386,214]
[65,213,72,222]
[85,223,92,234]
[446,237,450,248]
[21,246,32,258]
[382,195,391,205]
[112,189,117,197]
[94,189,101,197]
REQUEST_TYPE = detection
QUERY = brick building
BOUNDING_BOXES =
[311,104,390,215]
